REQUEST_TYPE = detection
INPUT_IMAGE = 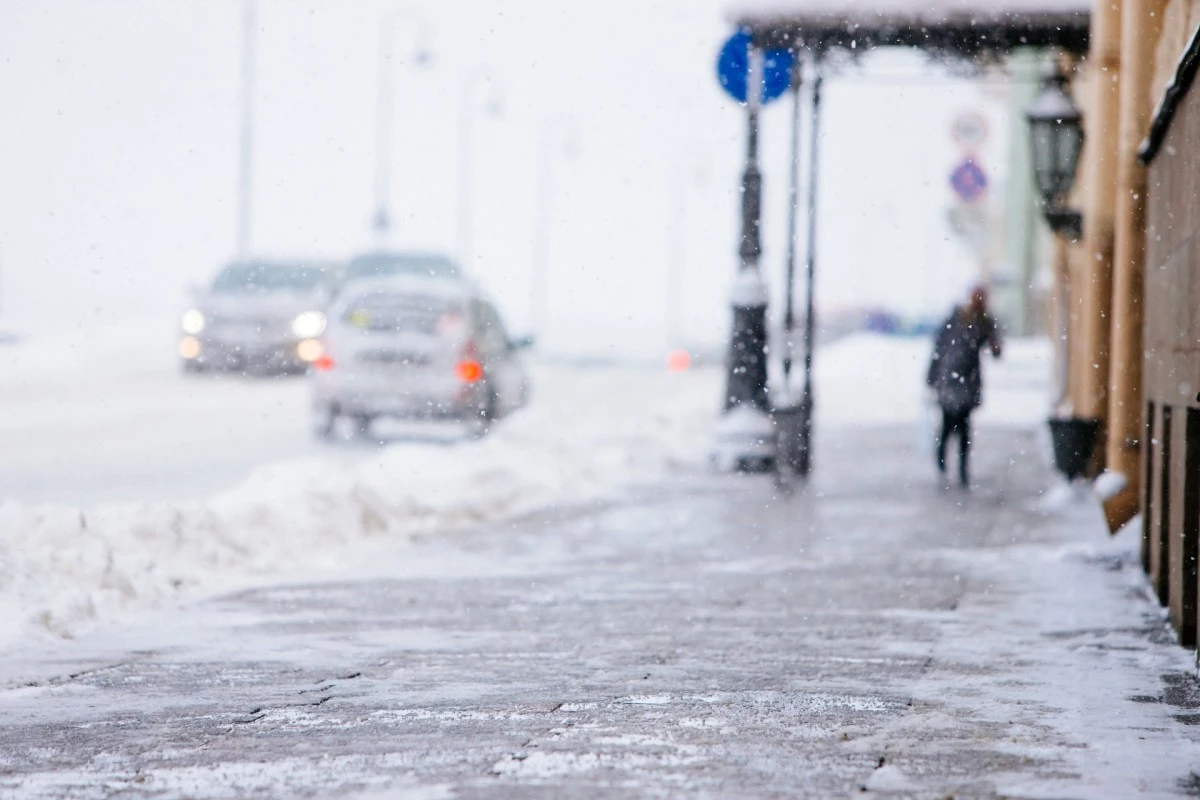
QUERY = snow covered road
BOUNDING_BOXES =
[0,323,1050,508]
[0,325,318,507]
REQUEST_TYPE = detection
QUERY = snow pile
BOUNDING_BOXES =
[0,332,1051,646]
[0,363,721,645]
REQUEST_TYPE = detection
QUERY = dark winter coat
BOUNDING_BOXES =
[926,308,1001,414]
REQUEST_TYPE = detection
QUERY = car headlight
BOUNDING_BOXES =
[181,309,205,334]
[291,311,327,338]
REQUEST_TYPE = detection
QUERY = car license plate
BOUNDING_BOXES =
[359,350,428,367]
[220,322,267,341]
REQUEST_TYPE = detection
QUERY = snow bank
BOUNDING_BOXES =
[0,362,721,646]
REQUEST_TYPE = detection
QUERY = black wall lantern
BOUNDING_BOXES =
[1026,71,1084,241]
[1028,68,1099,482]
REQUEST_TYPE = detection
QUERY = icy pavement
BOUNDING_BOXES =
[2,423,1199,798]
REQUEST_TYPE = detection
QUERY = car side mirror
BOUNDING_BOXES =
[509,335,535,351]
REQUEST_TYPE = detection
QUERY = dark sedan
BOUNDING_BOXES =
[178,260,339,375]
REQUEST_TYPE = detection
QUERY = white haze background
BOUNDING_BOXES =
[0,0,1008,357]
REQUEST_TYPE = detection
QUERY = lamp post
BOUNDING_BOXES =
[712,46,775,473]
[373,9,433,245]
[1026,70,1084,241]
[235,0,256,259]
[456,69,503,272]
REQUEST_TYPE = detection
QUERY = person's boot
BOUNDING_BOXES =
[934,444,952,489]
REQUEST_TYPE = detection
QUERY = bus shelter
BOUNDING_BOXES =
[713,0,1090,478]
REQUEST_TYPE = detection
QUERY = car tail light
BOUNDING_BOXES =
[456,339,482,383]
[456,359,483,383]
[667,348,691,372]
[313,354,335,371]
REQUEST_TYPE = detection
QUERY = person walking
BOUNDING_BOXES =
[926,285,1003,487]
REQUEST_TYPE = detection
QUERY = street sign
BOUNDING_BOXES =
[949,159,988,204]
[950,112,989,150]
[716,30,793,105]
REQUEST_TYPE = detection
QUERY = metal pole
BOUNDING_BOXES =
[373,17,395,242]
[236,0,256,259]
[713,46,775,473]
[781,54,803,386]
[724,49,768,412]
[798,67,823,477]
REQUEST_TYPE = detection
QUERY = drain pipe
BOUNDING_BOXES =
[1101,0,1167,533]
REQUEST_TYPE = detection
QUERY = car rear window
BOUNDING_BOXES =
[213,262,326,293]
[345,254,460,282]
[342,293,464,335]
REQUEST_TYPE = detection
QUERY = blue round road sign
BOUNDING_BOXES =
[949,159,988,203]
[717,30,794,105]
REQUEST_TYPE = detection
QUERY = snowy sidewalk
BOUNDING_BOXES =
[2,422,1198,798]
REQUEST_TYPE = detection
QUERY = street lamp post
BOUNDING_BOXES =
[373,9,432,245]
[235,0,257,259]
[712,47,776,473]
[456,69,503,272]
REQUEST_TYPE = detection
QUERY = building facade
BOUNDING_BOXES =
[1141,10,1200,648]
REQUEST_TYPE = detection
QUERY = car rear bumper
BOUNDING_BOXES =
[312,372,485,420]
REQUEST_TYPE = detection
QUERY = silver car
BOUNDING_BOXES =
[310,276,530,438]
[179,260,339,375]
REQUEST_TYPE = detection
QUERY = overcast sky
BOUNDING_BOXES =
[0,0,1010,356]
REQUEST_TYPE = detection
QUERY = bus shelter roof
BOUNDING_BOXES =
[727,0,1090,57]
